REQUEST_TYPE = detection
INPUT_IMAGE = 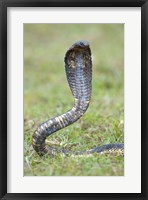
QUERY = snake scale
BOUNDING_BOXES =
[32,40,124,157]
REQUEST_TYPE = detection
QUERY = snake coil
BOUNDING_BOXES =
[32,40,124,156]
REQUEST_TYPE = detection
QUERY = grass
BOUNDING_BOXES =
[24,24,124,176]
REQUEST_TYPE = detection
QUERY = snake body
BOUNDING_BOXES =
[32,40,124,156]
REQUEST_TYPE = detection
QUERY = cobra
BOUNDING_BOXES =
[32,40,124,156]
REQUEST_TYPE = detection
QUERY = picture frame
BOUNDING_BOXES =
[0,0,147,199]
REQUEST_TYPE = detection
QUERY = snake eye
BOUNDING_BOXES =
[80,42,84,46]
[79,40,89,47]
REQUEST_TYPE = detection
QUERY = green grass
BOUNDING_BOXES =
[24,24,124,176]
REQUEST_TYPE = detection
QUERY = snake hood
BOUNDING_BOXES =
[65,40,91,62]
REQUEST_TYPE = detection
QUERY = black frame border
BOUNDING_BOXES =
[0,0,148,199]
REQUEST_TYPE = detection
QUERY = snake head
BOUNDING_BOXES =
[67,40,90,52]
[71,40,90,50]
[73,40,89,48]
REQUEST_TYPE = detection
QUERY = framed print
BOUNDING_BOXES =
[0,0,148,199]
